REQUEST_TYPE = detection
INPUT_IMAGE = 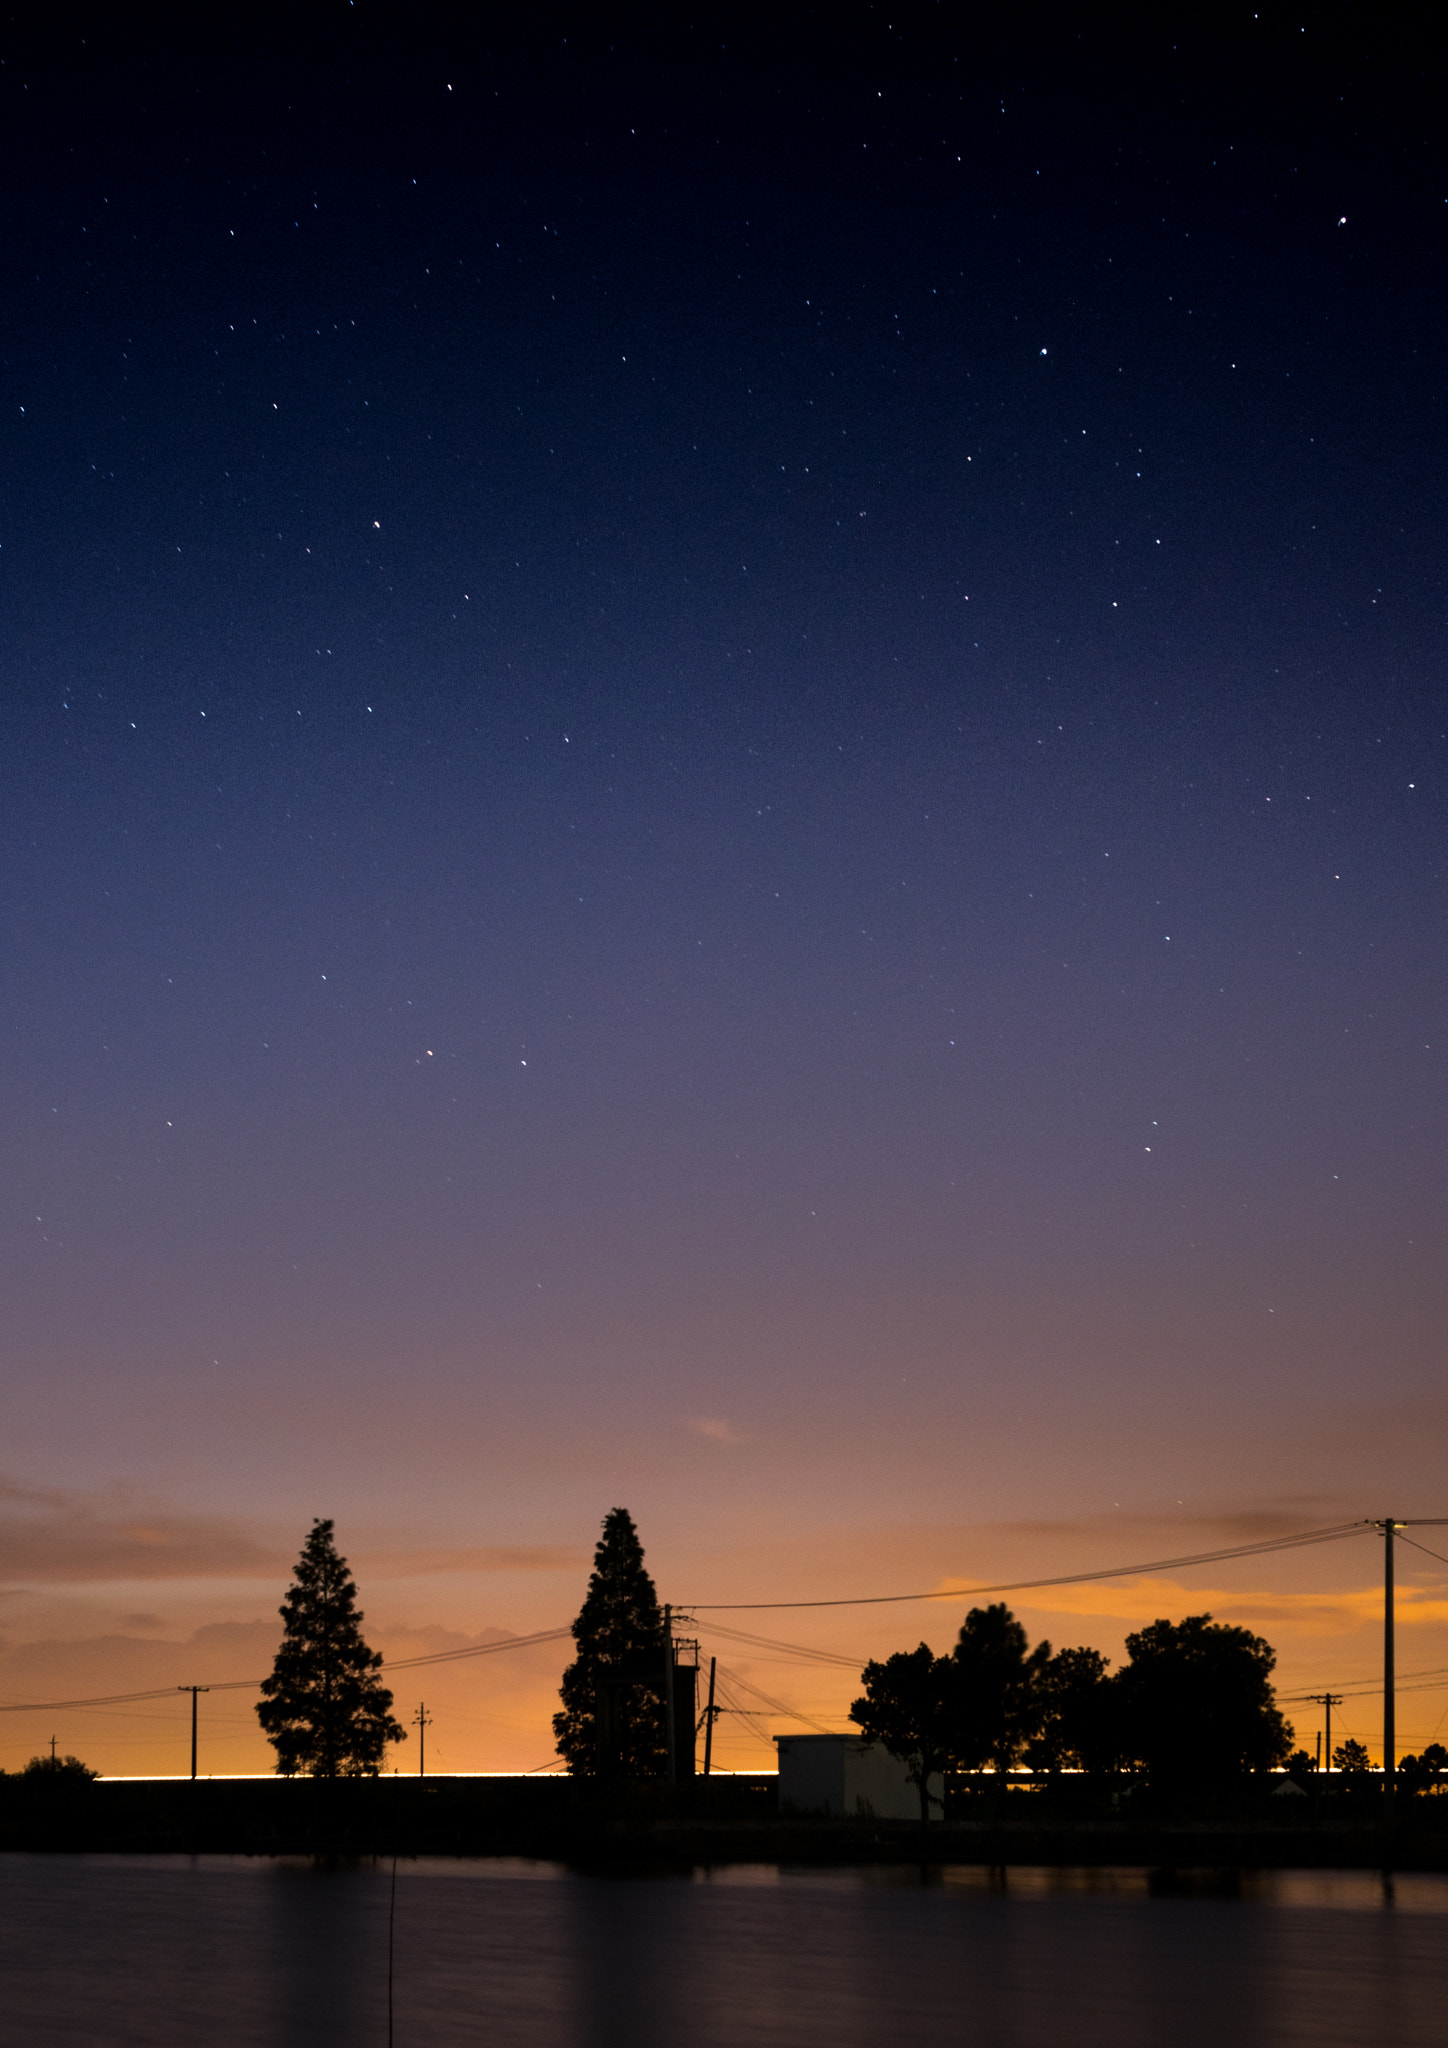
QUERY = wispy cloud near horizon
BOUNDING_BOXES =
[0,1478,586,1586]
[358,1545,587,1580]
[0,1476,284,1584]
[688,1417,746,1447]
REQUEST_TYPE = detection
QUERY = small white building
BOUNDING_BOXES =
[775,1734,940,1821]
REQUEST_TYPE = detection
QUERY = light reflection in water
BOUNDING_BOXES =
[2,1855,1446,2047]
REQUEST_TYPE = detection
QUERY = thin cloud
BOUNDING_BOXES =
[0,1475,282,1584]
[357,1546,587,1580]
[0,1477,588,1588]
[688,1417,746,1447]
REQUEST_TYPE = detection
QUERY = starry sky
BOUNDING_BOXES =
[2,9,1446,1774]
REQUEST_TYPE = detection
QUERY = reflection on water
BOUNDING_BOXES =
[2,1855,1445,2047]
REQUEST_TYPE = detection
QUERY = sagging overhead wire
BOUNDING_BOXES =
[4,1515,1425,1720]
[1283,1675,1448,1706]
[686,1519,1372,1610]
[0,1626,575,1717]
[0,1685,204,1714]
[714,1662,836,1735]
[694,1620,864,1668]
[708,1675,775,1749]
[382,1626,572,1672]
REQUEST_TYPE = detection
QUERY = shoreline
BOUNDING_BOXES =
[3,1776,1446,1870]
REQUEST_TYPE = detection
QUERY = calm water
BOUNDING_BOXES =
[2,1855,1446,2047]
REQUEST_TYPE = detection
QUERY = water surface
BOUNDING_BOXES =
[2,1855,1444,2046]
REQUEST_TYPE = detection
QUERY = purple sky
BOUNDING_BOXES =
[2,11,1445,1773]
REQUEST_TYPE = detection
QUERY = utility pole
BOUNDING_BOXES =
[1308,1693,1343,1777]
[702,1656,718,1777]
[413,1702,433,1777]
[1373,1518,1400,1822]
[49,1734,57,1763]
[1365,1515,1448,1822]
[178,1686,210,1780]
[663,1605,677,1788]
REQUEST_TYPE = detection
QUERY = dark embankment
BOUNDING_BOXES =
[4,1773,1448,1869]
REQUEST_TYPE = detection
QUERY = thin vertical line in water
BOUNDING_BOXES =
[388,1854,397,2047]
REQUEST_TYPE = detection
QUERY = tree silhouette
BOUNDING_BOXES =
[1116,1613,1292,1786]
[256,1518,403,1777]
[19,1753,96,1782]
[1027,1645,1114,1774]
[554,1507,668,1777]
[1332,1737,1372,1776]
[1399,1743,1447,1794]
[953,1603,1051,1772]
[849,1643,955,1823]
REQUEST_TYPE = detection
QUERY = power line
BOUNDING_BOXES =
[0,1626,574,1717]
[715,1663,837,1735]
[2,1515,1434,1722]
[708,1672,777,1749]
[1285,1676,1448,1705]
[1282,1662,1448,1702]
[696,1620,865,1668]
[0,1685,212,1714]
[382,1627,572,1673]
[687,1519,1370,1610]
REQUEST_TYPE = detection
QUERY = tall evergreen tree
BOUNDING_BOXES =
[554,1506,668,1777]
[256,1518,404,1777]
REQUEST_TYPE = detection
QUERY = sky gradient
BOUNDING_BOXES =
[2,9,1445,1775]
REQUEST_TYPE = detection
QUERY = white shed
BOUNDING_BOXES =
[775,1733,940,1820]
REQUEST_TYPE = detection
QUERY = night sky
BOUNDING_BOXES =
[3,10,1445,1774]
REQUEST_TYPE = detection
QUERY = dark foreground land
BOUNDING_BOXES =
[3,1773,1446,1870]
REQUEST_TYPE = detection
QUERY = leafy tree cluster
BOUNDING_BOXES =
[1324,1738,1448,1790]
[12,1753,98,1782]
[554,1507,669,1776]
[1399,1743,1448,1794]
[257,1518,404,1777]
[850,1605,1293,1820]
[1114,1614,1292,1788]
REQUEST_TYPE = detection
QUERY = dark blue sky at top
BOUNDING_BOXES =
[1,9,1444,1519]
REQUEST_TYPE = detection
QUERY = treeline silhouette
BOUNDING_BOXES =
[239,1509,1447,1809]
[18,1508,1447,1810]
[850,1604,1292,1821]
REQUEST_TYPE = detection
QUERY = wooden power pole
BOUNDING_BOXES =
[702,1656,718,1776]
[177,1687,210,1785]
[1365,1516,1448,1823]
[1308,1692,1343,1776]
[413,1701,433,1776]
[178,1686,210,1780]
[663,1605,676,1787]
[1381,1518,1397,1820]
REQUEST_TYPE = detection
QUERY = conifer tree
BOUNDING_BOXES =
[257,1518,404,1777]
[554,1506,668,1776]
